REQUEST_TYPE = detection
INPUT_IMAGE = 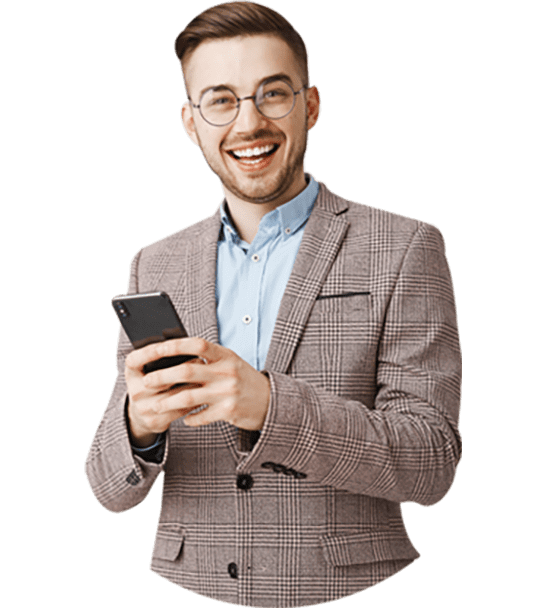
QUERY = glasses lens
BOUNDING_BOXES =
[200,88,238,125]
[257,80,295,119]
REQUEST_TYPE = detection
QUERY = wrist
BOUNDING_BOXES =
[130,429,159,448]
[125,396,158,447]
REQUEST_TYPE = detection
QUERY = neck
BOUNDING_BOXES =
[223,173,307,243]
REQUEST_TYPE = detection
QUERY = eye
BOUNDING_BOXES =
[211,96,231,106]
[202,89,237,110]
[263,88,289,99]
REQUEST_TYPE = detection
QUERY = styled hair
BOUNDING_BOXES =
[174,2,308,86]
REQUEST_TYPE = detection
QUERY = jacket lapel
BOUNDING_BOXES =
[178,183,349,372]
[264,183,349,374]
[176,184,349,458]
[175,209,222,345]
[174,207,243,455]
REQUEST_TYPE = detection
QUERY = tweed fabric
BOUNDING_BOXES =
[86,183,462,607]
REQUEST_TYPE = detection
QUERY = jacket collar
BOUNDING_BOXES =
[177,181,350,458]
[180,181,350,374]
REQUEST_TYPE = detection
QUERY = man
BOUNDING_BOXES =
[86,2,462,607]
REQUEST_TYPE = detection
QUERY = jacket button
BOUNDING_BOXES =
[228,562,238,579]
[236,474,254,491]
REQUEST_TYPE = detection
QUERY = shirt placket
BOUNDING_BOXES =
[245,224,275,369]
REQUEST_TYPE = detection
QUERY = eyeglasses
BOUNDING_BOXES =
[189,77,307,127]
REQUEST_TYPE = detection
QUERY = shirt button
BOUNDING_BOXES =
[285,227,291,235]
[251,254,260,262]
[243,315,251,324]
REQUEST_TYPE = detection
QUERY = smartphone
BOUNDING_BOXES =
[112,291,197,374]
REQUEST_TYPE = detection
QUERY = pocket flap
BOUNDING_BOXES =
[321,529,419,567]
[153,523,186,562]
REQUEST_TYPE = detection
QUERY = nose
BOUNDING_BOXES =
[233,96,267,133]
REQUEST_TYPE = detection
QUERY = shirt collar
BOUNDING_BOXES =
[220,174,319,246]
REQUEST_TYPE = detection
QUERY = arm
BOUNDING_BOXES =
[244,222,462,505]
[120,223,461,506]
[85,250,168,512]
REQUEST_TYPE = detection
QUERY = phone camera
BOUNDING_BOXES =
[115,302,129,318]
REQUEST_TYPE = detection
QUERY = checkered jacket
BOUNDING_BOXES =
[86,182,462,607]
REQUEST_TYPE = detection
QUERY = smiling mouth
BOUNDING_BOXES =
[226,143,280,165]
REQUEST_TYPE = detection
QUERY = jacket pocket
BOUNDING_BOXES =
[320,529,419,567]
[152,523,186,562]
[316,291,371,301]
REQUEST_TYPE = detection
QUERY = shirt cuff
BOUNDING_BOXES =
[130,432,166,463]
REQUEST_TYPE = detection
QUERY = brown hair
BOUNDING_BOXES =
[174,2,308,86]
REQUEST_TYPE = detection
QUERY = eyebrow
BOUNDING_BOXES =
[196,72,295,101]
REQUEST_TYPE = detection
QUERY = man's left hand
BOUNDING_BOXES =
[135,337,271,430]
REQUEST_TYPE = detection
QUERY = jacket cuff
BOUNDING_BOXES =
[238,370,311,476]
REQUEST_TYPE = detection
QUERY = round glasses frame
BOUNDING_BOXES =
[189,79,308,127]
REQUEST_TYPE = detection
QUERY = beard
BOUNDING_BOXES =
[194,122,308,205]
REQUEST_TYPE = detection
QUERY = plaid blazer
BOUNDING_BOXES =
[86,182,462,607]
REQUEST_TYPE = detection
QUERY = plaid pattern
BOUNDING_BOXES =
[86,183,462,607]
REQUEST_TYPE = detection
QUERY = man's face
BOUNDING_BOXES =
[182,35,319,205]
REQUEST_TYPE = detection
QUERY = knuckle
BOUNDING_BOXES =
[151,396,166,415]
[125,352,137,370]
[178,391,194,410]
[227,357,242,376]
[223,398,237,417]
[225,376,240,396]
[144,372,162,386]
[180,364,193,382]
[156,342,169,357]
[192,337,207,355]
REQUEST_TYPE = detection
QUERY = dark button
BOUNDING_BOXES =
[125,470,140,486]
[261,462,307,479]
[228,562,238,579]
[236,474,254,491]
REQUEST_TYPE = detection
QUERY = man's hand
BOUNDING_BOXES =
[125,337,271,446]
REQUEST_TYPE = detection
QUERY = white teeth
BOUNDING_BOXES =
[231,144,275,158]
[239,157,262,165]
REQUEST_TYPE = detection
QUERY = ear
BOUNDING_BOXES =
[181,102,200,146]
[306,86,320,130]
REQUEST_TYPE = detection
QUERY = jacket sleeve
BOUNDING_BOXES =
[85,250,169,512]
[250,222,462,506]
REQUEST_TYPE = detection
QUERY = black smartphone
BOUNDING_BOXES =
[112,291,197,374]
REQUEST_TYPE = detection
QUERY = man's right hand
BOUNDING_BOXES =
[124,351,205,448]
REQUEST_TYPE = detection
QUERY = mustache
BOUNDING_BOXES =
[222,129,284,148]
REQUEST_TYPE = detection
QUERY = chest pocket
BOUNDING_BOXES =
[308,291,371,327]
[310,289,371,317]
[289,291,377,399]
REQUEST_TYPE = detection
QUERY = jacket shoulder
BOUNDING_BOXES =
[318,182,439,241]
[139,212,220,260]
[128,211,220,292]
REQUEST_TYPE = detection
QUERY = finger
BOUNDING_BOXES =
[125,338,208,372]
[142,337,226,365]
[143,358,212,390]
[183,402,222,427]
[158,384,213,414]
[176,337,226,363]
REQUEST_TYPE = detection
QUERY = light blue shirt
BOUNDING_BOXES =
[131,176,319,457]
[216,176,319,370]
